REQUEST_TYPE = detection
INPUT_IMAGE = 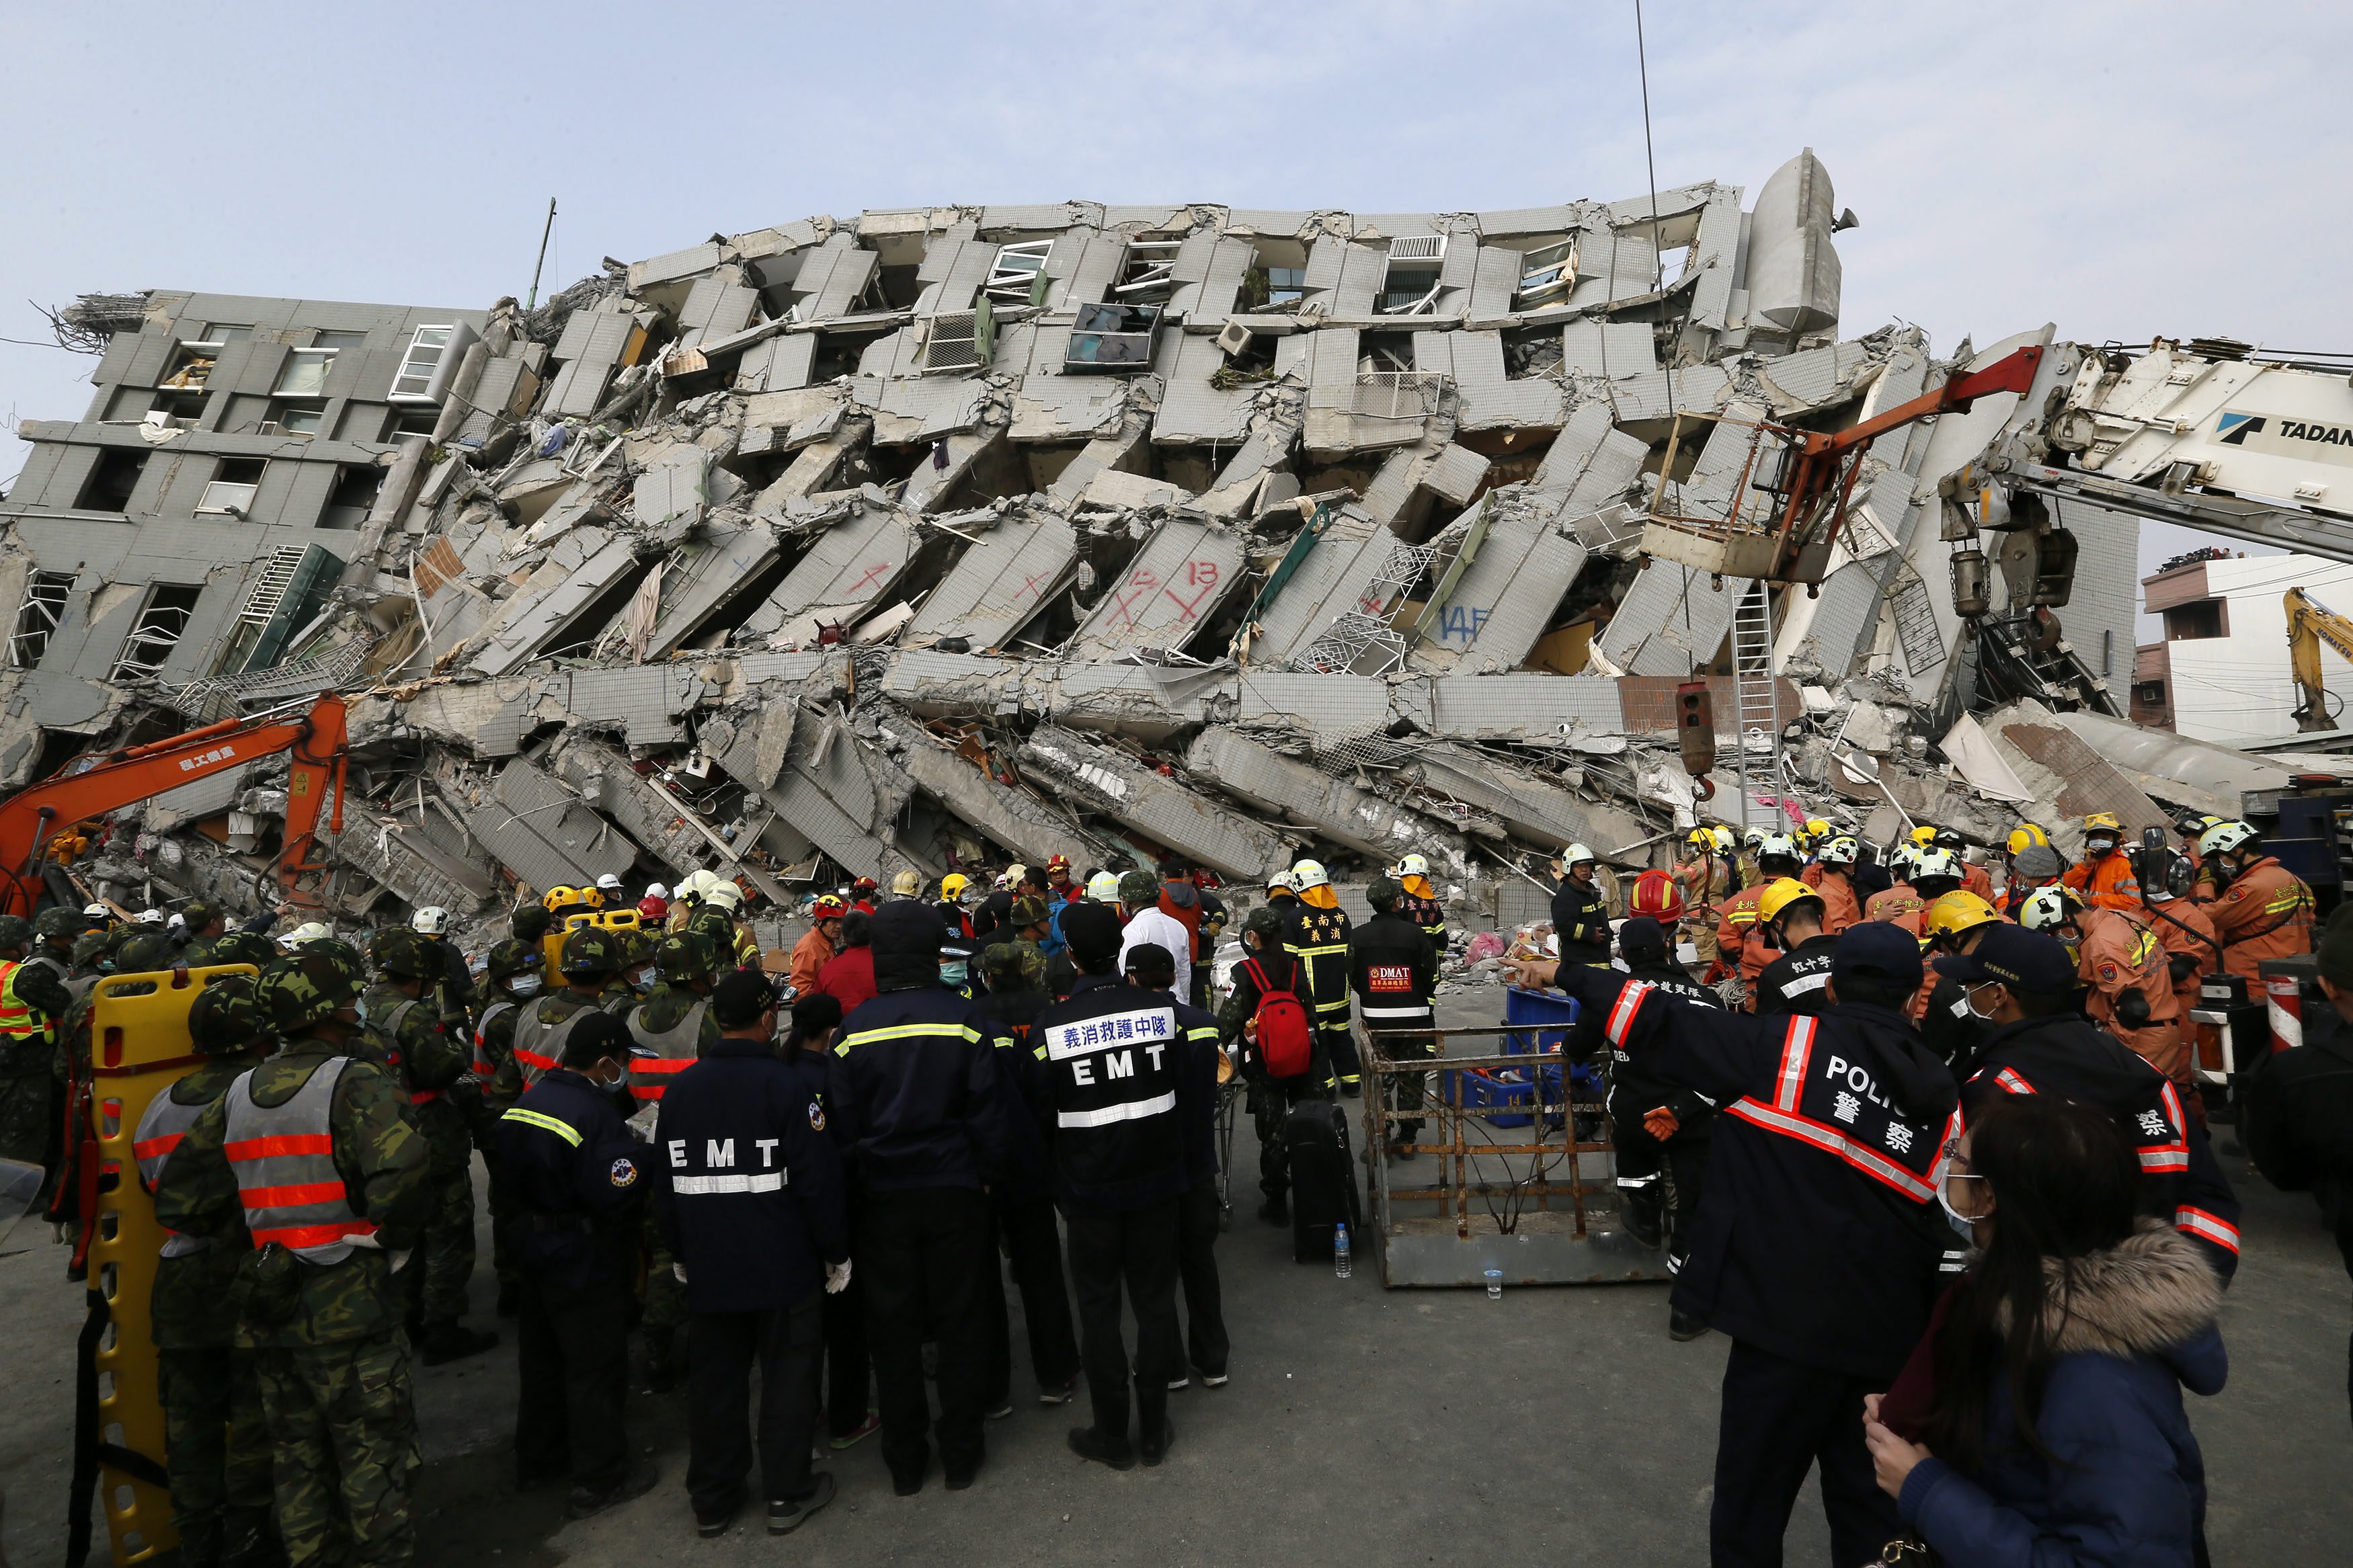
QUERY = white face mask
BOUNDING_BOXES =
[1962,982,2000,1021]
[633,965,658,988]
[509,974,543,997]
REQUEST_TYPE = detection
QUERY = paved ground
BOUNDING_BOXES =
[4,999,2348,1565]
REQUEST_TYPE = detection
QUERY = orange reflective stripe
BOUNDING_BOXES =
[633,1057,694,1073]
[1603,981,1654,1049]
[130,1132,182,1161]
[238,1180,352,1208]
[409,1089,444,1106]
[225,1134,335,1161]
[629,1084,667,1102]
[1722,1097,1937,1202]
[250,1221,378,1249]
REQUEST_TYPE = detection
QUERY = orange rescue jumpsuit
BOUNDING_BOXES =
[1808,869,1862,935]
[2061,849,2142,912]
[1864,882,1926,937]
[2074,906,2186,1084]
[1713,884,1780,1011]
[788,925,838,995]
[1961,860,1994,902]
[2201,856,2315,983]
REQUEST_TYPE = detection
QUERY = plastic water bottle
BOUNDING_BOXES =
[1333,1223,1351,1279]
[1484,1267,1504,1300]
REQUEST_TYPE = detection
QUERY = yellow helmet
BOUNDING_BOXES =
[577,884,606,910]
[1757,877,1825,927]
[2082,812,2123,835]
[1925,891,2002,944]
[543,884,579,912]
[2005,823,2050,857]
[1909,824,1939,847]
[1687,827,1716,849]
[1804,818,1831,842]
[941,872,970,901]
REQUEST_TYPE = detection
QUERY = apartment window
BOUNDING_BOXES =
[149,388,208,428]
[1379,236,1446,315]
[1265,267,1307,305]
[390,325,458,401]
[322,464,383,529]
[312,330,368,352]
[109,584,204,680]
[271,401,326,436]
[75,448,149,512]
[9,571,75,668]
[981,241,1052,306]
[274,348,337,397]
[1515,238,1579,307]
[389,408,440,441]
[184,323,251,343]
[160,342,221,392]
[1065,302,1162,372]
[923,300,995,374]
[2136,680,2167,706]
[2164,599,2226,640]
[1112,241,1183,300]
[197,458,266,516]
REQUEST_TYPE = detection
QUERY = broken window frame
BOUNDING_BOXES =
[197,458,266,516]
[160,341,222,392]
[981,241,1053,307]
[1515,237,1581,307]
[1112,240,1184,300]
[1265,267,1308,306]
[389,324,458,403]
[273,347,337,397]
[9,571,75,669]
[1378,235,1447,316]
[108,583,204,682]
[1064,301,1162,373]
[922,298,996,375]
[75,448,148,512]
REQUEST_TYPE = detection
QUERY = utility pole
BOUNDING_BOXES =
[526,198,557,311]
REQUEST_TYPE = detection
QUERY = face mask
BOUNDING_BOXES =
[633,965,658,989]
[1962,983,1999,1021]
[1938,1187,1979,1238]
[940,960,968,987]
[508,974,543,997]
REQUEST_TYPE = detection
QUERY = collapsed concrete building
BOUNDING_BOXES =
[8,149,2268,942]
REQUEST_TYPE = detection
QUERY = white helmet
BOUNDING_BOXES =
[411,906,451,936]
[1560,843,1597,868]
[1817,835,1858,866]
[82,902,112,919]
[1886,842,1919,878]
[1757,833,1800,862]
[1911,846,1962,882]
[1087,870,1122,901]
[890,869,922,897]
[1291,858,1330,892]
[704,878,744,911]
[1392,853,1431,879]
[2197,820,2258,859]
[2017,883,2085,934]
[644,882,670,902]
[595,872,624,894]
[1266,869,1296,894]
[282,921,333,948]
[166,913,186,931]
[135,907,165,926]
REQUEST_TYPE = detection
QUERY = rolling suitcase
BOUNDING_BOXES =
[1285,1098,1361,1264]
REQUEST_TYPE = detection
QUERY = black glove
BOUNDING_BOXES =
[2167,952,2198,983]
[2116,987,2152,1030]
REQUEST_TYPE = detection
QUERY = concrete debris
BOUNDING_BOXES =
[7,153,2244,949]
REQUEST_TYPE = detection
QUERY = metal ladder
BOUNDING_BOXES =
[1888,564,1947,682]
[1729,578,1782,829]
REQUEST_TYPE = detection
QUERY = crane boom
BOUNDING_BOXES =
[0,692,348,916]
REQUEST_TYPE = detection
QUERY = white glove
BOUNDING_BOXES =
[672,1262,688,1284]
[824,1259,852,1294]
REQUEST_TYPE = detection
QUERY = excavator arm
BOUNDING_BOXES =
[0,692,348,916]
[2284,587,2353,732]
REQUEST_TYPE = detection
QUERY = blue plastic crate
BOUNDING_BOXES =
[1502,985,1579,1057]
[1441,1064,1567,1128]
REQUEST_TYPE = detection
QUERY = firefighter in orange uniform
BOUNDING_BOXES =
[2019,884,2188,1087]
[1802,835,1864,936]
[2060,812,2143,911]
[2195,820,2316,982]
[1712,833,1804,1009]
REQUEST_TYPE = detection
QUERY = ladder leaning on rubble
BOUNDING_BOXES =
[1728,578,1783,831]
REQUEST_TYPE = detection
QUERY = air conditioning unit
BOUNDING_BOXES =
[1388,235,1447,261]
[1215,321,1255,359]
[141,409,171,431]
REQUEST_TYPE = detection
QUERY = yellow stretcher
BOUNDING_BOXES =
[83,963,257,1565]
[541,906,640,975]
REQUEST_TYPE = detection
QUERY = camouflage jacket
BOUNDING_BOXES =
[358,980,469,1096]
[631,983,721,1051]
[981,938,1048,992]
[147,1052,264,1349]
[155,1038,432,1348]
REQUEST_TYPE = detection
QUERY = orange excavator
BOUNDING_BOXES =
[0,691,349,916]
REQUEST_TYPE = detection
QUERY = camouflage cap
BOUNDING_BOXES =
[619,927,655,966]
[655,931,713,984]
[559,924,620,977]
[1244,905,1285,940]
[115,933,182,973]
[301,939,371,997]
[257,951,362,1032]
[189,973,270,1055]
[982,940,1047,989]
[35,907,83,942]
[1010,893,1051,927]
[71,931,114,968]
[179,899,223,931]
[0,915,30,950]
[206,930,279,968]
[1117,870,1159,910]
[510,904,553,943]
[371,927,437,981]
[486,938,544,980]
[1365,876,1403,911]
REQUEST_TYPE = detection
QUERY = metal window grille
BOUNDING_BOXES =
[9,571,74,669]
[109,585,203,681]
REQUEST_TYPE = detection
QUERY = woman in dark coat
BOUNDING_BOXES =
[1864,1096,2225,1567]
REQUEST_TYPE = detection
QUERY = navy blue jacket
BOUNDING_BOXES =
[1902,1323,2224,1565]
[1138,984,1221,1186]
[653,1036,850,1313]
[1036,973,1195,1214]
[495,1069,651,1292]
[975,990,1056,1206]
[825,976,1009,1192]
[1556,965,1962,1379]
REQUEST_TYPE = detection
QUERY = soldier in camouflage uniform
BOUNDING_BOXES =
[501,927,633,1100]
[979,895,1051,995]
[362,930,495,1366]
[624,930,723,1389]
[155,949,433,1568]
[205,929,284,970]
[175,899,229,960]
[136,973,278,1568]
[686,882,756,974]
[0,912,73,1171]
[469,938,549,1317]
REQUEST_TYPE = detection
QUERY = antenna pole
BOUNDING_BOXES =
[526,198,557,311]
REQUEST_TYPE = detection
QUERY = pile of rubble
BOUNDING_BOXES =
[19,148,2322,952]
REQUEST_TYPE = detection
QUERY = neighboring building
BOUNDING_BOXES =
[2134,550,2353,744]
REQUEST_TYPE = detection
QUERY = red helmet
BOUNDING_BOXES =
[1045,854,1072,873]
[1626,868,1686,923]
[850,876,878,896]
[812,895,848,918]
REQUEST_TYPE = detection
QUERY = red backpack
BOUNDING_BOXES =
[1242,958,1314,1079]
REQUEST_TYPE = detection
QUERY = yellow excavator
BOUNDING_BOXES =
[2286,587,2353,732]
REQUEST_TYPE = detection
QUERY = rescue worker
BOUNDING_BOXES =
[0,909,73,1171]
[1930,827,1993,903]
[639,882,671,924]
[511,899,555,950]
[1390,854,1449,950]
[1349,876,1439,1161]
[971,870,1016,939]
[1715,833,1804,1009]
[2196,819,2317,983]
[1222,907,1322,1225]
[1123,940,1228,1393]
[154,949,434,1568]
[2241,901,2353,1424]
[497,1006,662,1517]
[1262,868,1300,912]
[133,974,276,1568]
[848,876,882,916]
[364,930,496,1365]
[1677,829,1734,970]
[1086,868,1123,906]
[983,893,1053,997]
[471,938,547,1317]
[1043,854,1078,908]
[790,896,846,996]
[1999,841,2066,917]
[824,901,1008,1495]
[1804,835,1864,935]
[1551,843,1612,969]
[1040,903,1194,1471]
[1281,858,1358,1096]
[2143,878,2223,1030]
[1117,870,1193,1001]
[1916,891,2007,1071]
[1735,827,1767,890]
[1933,924,2241,1278]
[409,906,472,1010]
[2018,883,2187,1087]
[1866,844,1956,936]
[936,875,976,942]
[2176,811,2223,897]
[692,879,760,973]
[1752,878,1839,1018]
[509,926,631,1091]
[626,932,722,1106]
[778,995,881,1450]
[1541,924,1964,1565]
[1996,823,2055,913]
[816,911,878,1013]
[654,970,850,1537]
[2061,811,2143,911]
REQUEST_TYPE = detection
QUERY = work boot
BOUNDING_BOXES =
[1669,1307,1711,1343]
[1618,1186,1665,1251]
[420,1322,500,1366]
[1258,1196,1289,1227]
[1140,1417,1175,1467]
[569,1460,660,1521]
[767,1472,836,1535]
[1067,1427,1135,1471]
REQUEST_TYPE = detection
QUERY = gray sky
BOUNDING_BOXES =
[4,0,2338,634]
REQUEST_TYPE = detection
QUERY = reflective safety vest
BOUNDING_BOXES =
[222,1057,378,1262]
[133,1086,215,1257]
[1606,989,1954,1204]
[512,996,597,1088]
[625,997,708,1103]
[376,998,444,1108]
[0,960,41,1049]
[471,999,517,1078]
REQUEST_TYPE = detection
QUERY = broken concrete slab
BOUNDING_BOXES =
[1185,728,1470,880]
[1017,724,1293,880]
